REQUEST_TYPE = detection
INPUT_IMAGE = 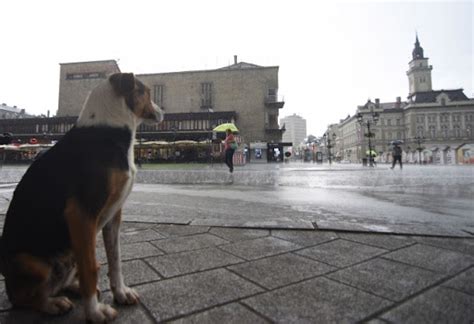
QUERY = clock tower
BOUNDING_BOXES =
[406,34,433,95]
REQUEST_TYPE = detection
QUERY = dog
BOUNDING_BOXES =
[0,73,164,322]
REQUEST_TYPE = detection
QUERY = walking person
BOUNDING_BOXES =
[224,128,236,173]
[391,144,403,169]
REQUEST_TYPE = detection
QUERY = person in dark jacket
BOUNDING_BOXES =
[391,144,403,169]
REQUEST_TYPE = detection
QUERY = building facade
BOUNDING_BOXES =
[280,113,307,146]
[56,57,285,145]
[331,36,474,164]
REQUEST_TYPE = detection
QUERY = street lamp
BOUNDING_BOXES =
[414,136,425,164]
[323,132,336,164]
[207,108,214,165]
[357,111,379,167]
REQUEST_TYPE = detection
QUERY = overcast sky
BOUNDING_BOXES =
[1,0,472,136]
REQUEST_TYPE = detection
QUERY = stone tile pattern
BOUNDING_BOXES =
[0,223,473,323]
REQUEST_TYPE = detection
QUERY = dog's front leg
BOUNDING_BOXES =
[103,209,139,305]
[66,199,117,322]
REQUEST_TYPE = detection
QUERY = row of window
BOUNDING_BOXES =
[153,84,278,109]
[416,114,472,124]
[416,124,473,138]
[66,72,106,80]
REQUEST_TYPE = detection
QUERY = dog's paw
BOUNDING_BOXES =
[85,303,118,323]
[41,296,74,315]
[113,286,139,305]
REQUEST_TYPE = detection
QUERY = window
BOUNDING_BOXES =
[153,85,164,107]
[453,125,461,138]
[429,125,436,138]
[396,119,400,126]
[387,119,392,126]
[201,82,213,108]
[416,115,425,124]
[441,125,449,138]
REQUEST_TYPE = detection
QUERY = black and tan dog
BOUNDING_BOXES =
[0,73,163,322]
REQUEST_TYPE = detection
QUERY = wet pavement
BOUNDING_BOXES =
[0,163,473,322]
[1,163,473,237]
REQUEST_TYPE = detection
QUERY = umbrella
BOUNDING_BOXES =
[390,140,404,145]
[213,123,239,133]
[366,150,377,157]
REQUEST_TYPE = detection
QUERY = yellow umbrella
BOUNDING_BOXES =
[213,123,239,132]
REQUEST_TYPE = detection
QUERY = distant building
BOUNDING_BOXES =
[330,35,474,164]
[280,114,307,146]
[0,103,31,119]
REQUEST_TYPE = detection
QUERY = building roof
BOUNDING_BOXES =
[218,62,262,70]
[407,89,469,103]
[0,103,23,114]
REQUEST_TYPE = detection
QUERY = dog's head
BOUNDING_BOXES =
[109,73,164,125]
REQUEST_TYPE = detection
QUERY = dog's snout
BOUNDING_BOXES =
[152,102,164,123]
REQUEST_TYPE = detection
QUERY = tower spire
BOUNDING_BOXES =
[412,33,424,60]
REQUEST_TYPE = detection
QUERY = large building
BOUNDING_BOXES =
[280,114,307,147]
[1,57,287,163]
[0,103,32,119]
[56,57,285,145]
[329,35,474,164]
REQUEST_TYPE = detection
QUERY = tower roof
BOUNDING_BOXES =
[412,34,424,60]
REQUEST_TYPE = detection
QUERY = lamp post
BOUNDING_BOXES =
[414,136,425,164]
[357,111,379,167]
[323,132,336,165]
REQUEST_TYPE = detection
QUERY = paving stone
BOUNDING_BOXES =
[228,253,335,290]
[271,229,338,247]
[296,239,387,268]
[169,302,268,324]
[191,218,315,229]
[120,228,166,244]
[219,236,301,261]
[338,232,415,250]
[146,247,243,278]
[123,214,192,224]
[0,280,12,311]
[380,286,474,324]
[413,236,474,257]
[209,227,269,242]
[135,269,263,322]
[154,224,210,237]
[442,267,474,295]
[151,233,229,254]
[96,241,164,264]
[98,259,161,292]
[327,258,444,301]
[383,243,474,274]
[242,277,391,323]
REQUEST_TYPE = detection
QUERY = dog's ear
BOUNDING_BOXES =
[109,73,135,95]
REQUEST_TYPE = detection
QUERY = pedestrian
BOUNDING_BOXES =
[224,128,236,173]
[391,144,403,169]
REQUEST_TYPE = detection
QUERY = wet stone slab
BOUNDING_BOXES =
[169,302,268,324]
[327,258,444,301]
[98,259,161,292]
[242,277,391,323]
[145,247,243,278]
[191,218,315,229]
[271,229,338,247]
[383,243,474,274]
[441,267,474,295]
[219,236,302,261]
[228,253,336,290]
[296,239,387,268]
[150,233,229,254]
[338,232,416,250]
[154,224,210,237]
[380,286,474,324]
[135,268,263,322]
[413,236,474,257]
[96,241,164,264]
[209,227,270,242]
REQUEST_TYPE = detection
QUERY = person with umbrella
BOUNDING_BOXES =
[391,142,403,170]
[224,128,237,173]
